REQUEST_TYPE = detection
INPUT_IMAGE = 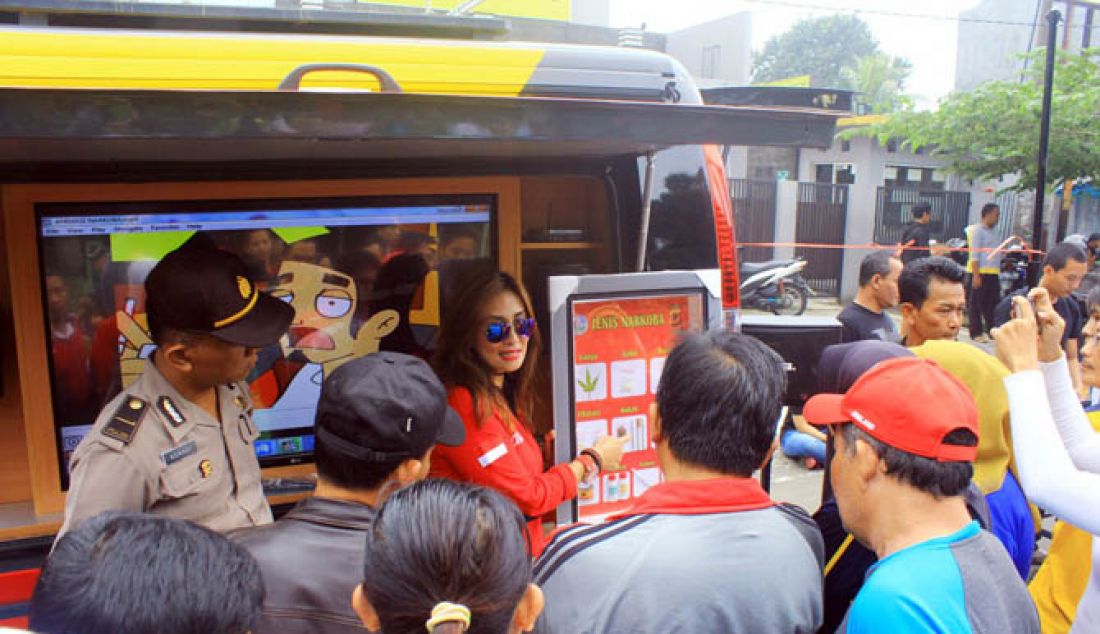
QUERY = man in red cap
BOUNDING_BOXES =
[804,357,1038,633]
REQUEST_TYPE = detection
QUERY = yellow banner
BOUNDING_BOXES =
[362,0,571,21]
[108,228,330,262]
[756,75,812,88]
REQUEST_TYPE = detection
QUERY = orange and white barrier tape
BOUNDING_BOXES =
[736,239,1043,257]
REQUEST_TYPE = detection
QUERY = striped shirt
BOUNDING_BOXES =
[533,477,823,634]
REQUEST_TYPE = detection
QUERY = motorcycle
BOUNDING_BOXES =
[739,258,813,316]
[944,237,969,269]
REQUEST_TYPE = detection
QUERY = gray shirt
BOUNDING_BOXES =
[968,224,1003,273]
[534,478,823,634]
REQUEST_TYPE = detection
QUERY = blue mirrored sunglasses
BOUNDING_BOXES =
[485,317,536,344]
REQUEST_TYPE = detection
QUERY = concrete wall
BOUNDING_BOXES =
[955,0,1038,92]
[798,136,951,301]
[774,181,799,261]
[746,147,799,181]
[664,12,752,85]
[955,0,1100,93]
[725,146,749,179]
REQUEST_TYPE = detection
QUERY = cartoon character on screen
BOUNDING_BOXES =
[115,309,155,389]
[251,261,398,427]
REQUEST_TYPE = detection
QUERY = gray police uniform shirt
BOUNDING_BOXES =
[59,362,272,537]
[533,478,824,634]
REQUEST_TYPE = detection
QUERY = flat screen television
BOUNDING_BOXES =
[36,194,495,487]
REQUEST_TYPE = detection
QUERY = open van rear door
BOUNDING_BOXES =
[0,86,844,312]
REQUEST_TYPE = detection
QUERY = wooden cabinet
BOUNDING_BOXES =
[0,176,522,532]
[515,175,614,435]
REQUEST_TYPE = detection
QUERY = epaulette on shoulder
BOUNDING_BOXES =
[101,396,149,445]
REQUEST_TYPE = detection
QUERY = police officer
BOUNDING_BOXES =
[58,235,294,537]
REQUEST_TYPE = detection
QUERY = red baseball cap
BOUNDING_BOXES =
[803,357,979,462]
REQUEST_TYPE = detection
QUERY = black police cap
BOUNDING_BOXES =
[145,233,294,348]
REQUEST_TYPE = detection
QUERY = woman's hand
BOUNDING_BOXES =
[591,434,630,471]
[1029,287,1066,363]
[993,295,1040,373]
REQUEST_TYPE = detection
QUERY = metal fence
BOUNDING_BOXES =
[993,191,1021,239]
[730,178,777,263]
[874,187,972,246]
[795,182,849,296]
[1069,195,1100,238]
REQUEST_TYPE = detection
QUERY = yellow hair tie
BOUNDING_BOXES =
[425,602,472,632]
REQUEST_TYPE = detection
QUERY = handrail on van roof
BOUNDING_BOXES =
[278,64,403,93]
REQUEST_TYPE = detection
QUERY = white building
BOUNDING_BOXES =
[664,12,753,87]
[956,0,1100,92]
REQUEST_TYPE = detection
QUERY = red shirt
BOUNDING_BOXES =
[605,476,775,520]
[51,317,91,411]
[430,387,577,553]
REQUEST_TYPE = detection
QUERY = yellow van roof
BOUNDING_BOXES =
[0,27,690,101]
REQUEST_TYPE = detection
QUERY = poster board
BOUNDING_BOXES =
[549,270,722,525]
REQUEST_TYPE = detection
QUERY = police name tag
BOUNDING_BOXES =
[161,441,198,466]
[477,443,508,468]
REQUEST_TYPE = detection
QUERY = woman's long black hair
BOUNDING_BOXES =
[433,270,542,427]
[361,479,532,634]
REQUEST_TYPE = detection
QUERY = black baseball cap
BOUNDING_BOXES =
[313,352,465,463]
[144,233,294,348]
[816,340,913,393]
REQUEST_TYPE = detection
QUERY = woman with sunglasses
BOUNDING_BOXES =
[431,270,627,553]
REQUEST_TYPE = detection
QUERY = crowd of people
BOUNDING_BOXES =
[803,210,1100,633]
[19,225,1100,634]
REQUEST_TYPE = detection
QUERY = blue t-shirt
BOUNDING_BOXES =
[840,521,1038,633]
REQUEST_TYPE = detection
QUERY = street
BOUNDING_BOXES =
[769,451,824,512]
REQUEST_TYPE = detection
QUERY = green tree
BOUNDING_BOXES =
[841,53,914,113]
[752,15,912,113]
[753,15,877,88]
[848,49,1100,191]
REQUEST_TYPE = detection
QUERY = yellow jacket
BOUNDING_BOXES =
[912,340,1014,494]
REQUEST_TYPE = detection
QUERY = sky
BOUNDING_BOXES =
[607,0,1024,109]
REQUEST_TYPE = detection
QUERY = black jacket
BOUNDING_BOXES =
[900,222,931,265]
[231,496,374,633]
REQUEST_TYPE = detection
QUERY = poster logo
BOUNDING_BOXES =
[237,276,252,299]
[574,314,589,335]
